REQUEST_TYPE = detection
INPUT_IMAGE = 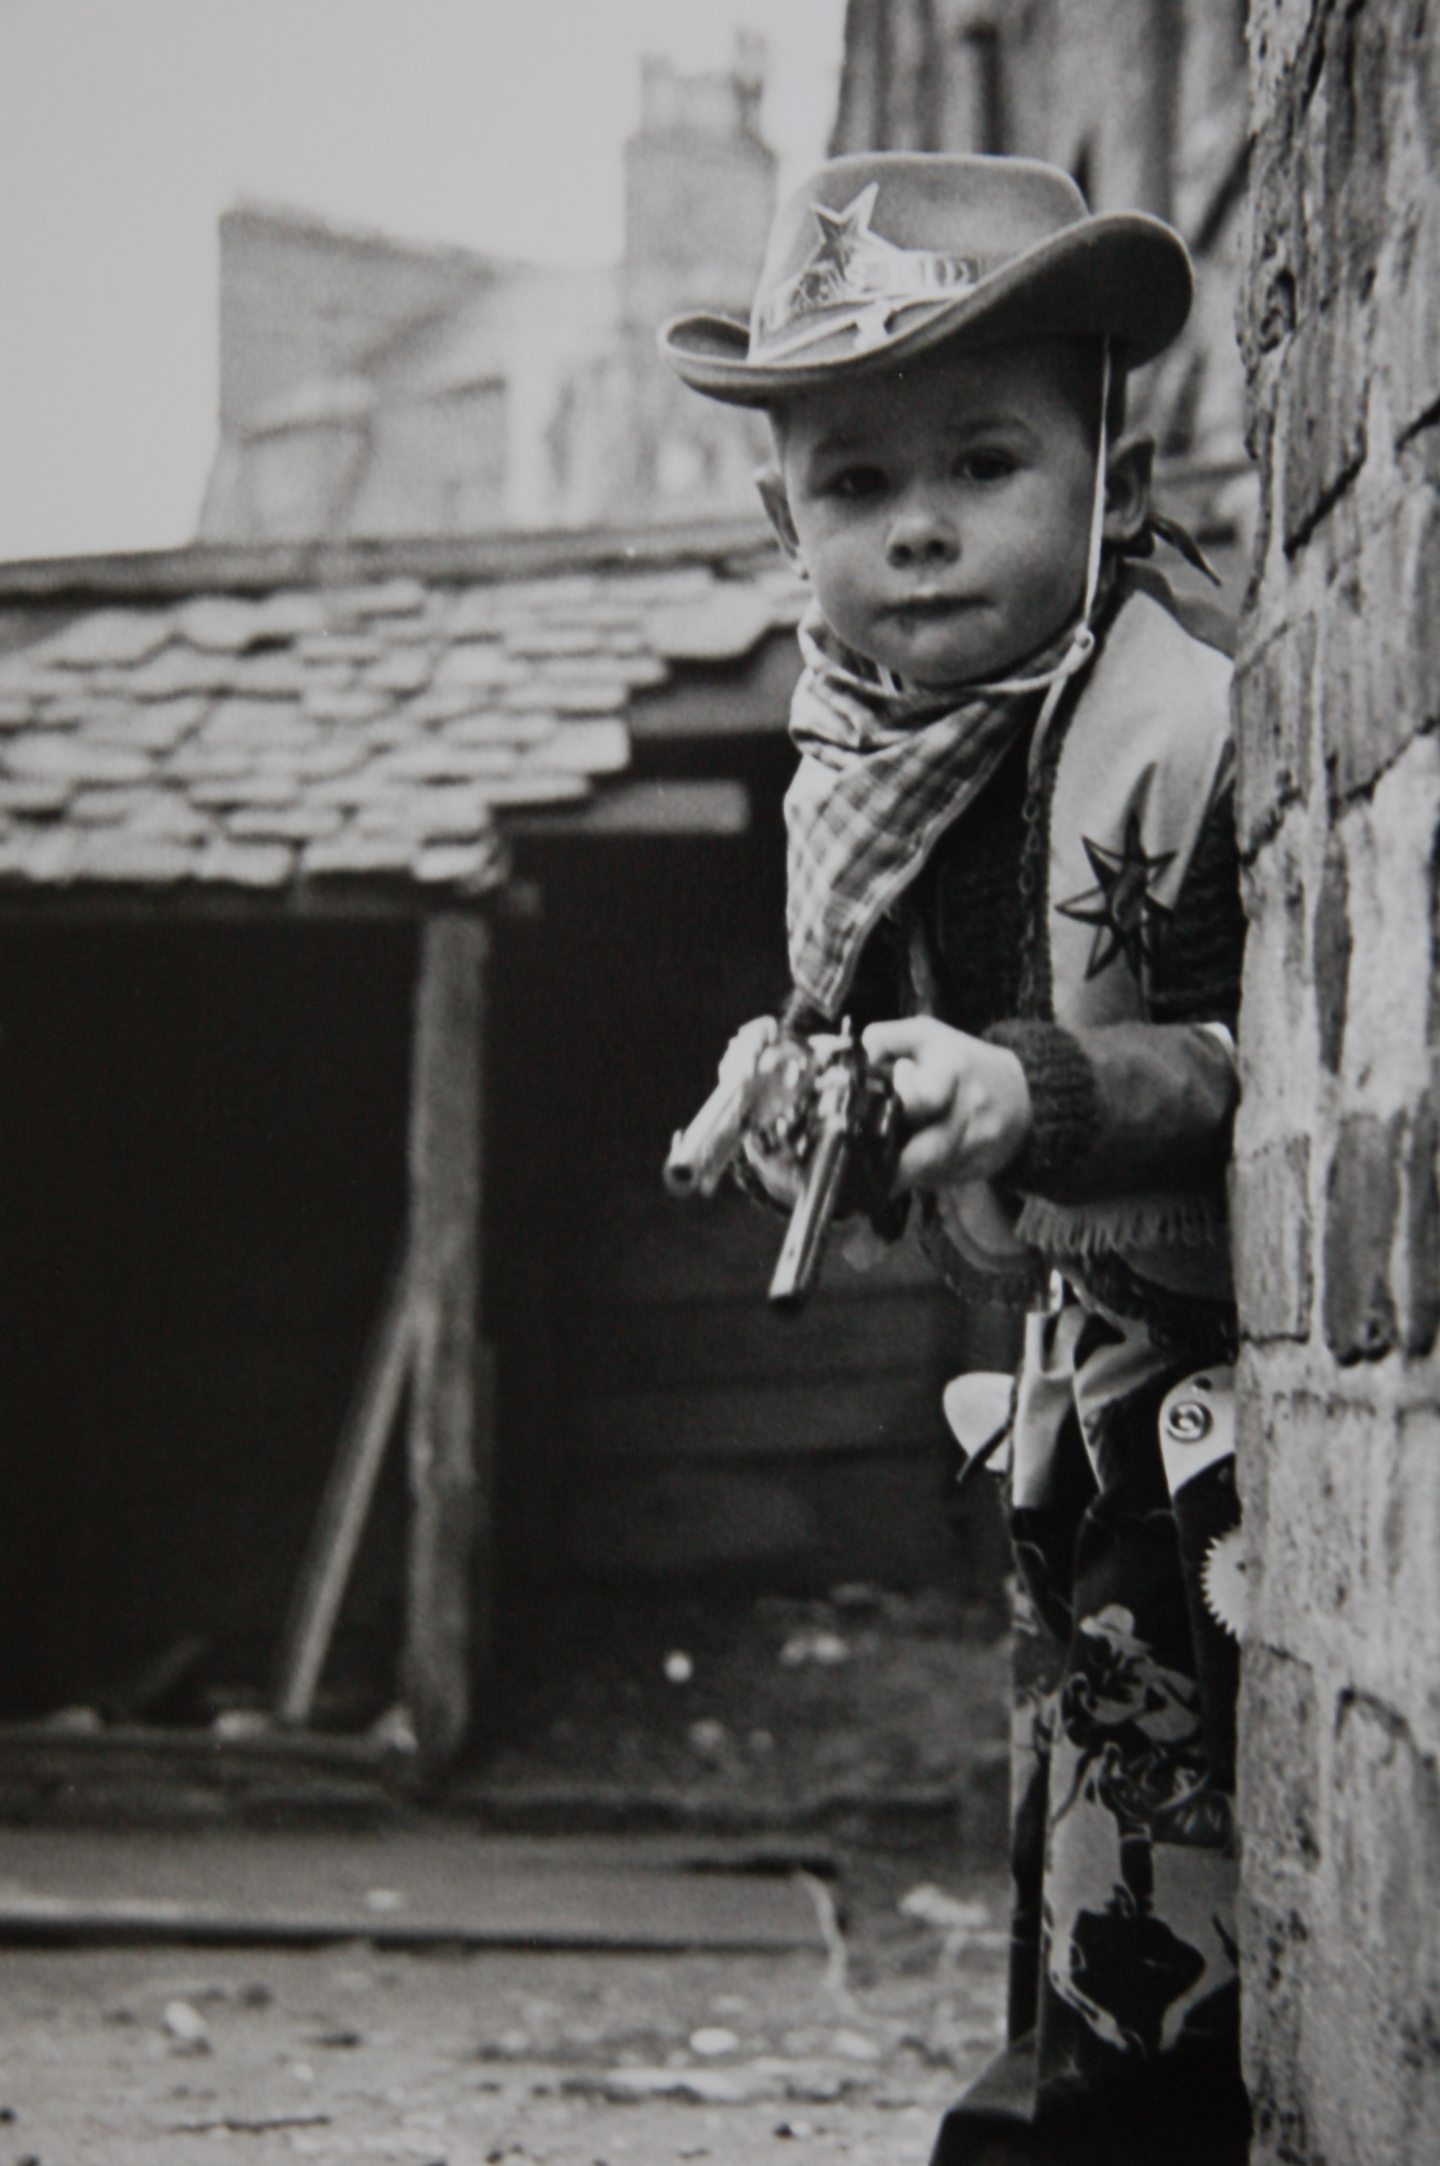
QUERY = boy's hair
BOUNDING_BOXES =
[765,335,1130,459]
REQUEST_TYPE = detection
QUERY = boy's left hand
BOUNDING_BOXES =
[861,1017,1032,1192]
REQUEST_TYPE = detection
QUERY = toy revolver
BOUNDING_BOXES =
[663,1018,903,1311]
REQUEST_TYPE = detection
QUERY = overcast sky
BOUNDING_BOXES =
[0,0,846,562]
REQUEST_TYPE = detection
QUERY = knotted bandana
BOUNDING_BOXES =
[784,602,1092,1020]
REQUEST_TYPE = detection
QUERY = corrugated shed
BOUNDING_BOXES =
[0,533,803,901]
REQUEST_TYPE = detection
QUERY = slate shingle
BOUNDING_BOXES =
[0,535,803,898]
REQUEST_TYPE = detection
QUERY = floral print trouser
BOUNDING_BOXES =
[932,1304,1249,2163]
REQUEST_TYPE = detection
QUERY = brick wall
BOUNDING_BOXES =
[1235,5,1440,2158]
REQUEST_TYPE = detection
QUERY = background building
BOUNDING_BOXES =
[200,41,775,542]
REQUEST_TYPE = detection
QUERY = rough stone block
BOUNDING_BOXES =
[1324,520,1428,803]
[1311,836,1350,1074]
[1234,619,1315,851]
[1401,1094,1440,1355]
[1324,1694,1440,2157]
[1322,1112,1400,1361]
[1280,307,1368,557]
[1240,1643,1322,1878]
[1241,1892,1315,2166]
[1233,1136,1313,1340]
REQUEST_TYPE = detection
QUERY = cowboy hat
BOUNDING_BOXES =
[660,152,1192,407]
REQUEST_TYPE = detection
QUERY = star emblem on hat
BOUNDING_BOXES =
[1056,810,1175,980]
[810,183,883,269]
[756,183,979,359]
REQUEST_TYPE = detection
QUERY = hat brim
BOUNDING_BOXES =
[660,212,1191,407]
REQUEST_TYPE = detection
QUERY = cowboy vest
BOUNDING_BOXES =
[787,575,1236,1305]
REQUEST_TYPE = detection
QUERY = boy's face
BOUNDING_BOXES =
[764,339,1101,690]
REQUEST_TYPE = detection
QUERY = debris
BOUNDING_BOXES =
[172,2113,332,2135]
[688,2025,740,2057]
[578,2065,767,2105]
[161,1999,210,2052]
[40,1704,103,1734]
[662,1650,694,1685]
[799,1870,855,2011]
[365,1886,406,1913]
[211,1707,273,1742]
[686,1717,734,1765]
[830,2028,882,2061]
[775,2119,816,2139]
[828,1582,885,1614]
[898,1884,992,1933]
[369,1703,419,1754]
[778,1629,850,1669]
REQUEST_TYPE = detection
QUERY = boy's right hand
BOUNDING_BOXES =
[861,1016,1033,1192]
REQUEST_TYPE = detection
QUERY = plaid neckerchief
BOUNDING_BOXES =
[784,603,1089,1019]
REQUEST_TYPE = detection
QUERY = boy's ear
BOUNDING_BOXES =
[1102,433,1154,548]
[755,466,806,571]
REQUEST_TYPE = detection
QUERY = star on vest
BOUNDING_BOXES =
[1056,810,1176,981]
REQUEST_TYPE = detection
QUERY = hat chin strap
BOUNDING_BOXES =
[965,342,1111,760]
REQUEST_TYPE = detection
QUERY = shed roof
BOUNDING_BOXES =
[0,524,802,908]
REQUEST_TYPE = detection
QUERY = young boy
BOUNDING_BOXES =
[662,154,1248,2166]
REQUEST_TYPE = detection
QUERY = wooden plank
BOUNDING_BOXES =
[567,1286,959,1393]
[506,780,751,838]
[0,1829,824,1954]
[576,1183,941,1305]
[566,1452,985,1583]
[572,1374,949,1462]
[273,1250,417,1726]
[404,915,490,1778]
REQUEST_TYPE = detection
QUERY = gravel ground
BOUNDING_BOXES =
[0,1835,1010,2166]
[0,1584,1015,2163]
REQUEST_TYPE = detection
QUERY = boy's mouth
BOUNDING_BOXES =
[882,594,977,625]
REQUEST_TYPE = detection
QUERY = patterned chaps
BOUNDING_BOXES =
[931,1305,1250,2165]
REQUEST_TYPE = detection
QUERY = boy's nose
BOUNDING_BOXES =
[885,496,960,568]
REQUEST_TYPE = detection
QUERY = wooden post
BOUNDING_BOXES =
[404,913,492,1778]
[273,1247,417,1728]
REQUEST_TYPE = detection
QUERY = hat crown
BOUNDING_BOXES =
[752,154,1090,360]
[658,149,1192,405]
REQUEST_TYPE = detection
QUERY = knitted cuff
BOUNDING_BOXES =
[984,1019,1100,1192]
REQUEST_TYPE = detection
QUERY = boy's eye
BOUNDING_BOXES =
[825,465,887,501]
[957,450,1018,482]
